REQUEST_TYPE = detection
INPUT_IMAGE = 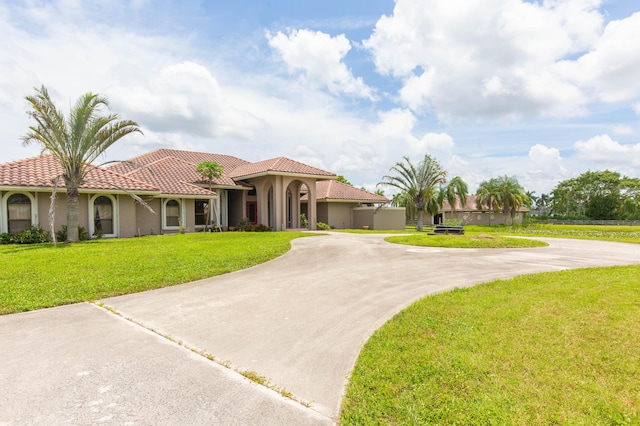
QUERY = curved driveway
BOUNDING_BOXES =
[2,233,639,425]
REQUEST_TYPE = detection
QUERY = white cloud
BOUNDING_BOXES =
[611,125,635,136]
[111,62,264,140]
[267,29,376,100]
[574,134,640,167]
[561,12,640,103]
[409,132,454,157]
[364,0,605,121]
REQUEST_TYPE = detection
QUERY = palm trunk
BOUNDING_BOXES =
[416,207,424,231]
[66,186,80,243]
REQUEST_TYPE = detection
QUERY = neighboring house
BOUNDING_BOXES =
[435,195,529,225]
[0,148,396,237]
[301,180,402,230]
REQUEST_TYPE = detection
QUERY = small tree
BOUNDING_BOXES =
[196,161,223,230]
[22,85,143,243]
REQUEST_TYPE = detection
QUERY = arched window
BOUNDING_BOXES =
[7,193,32,234]
[93,196,113,235]
[165,199,180,227]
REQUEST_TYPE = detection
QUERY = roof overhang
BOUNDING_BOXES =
[234,171,338,181]
[0,186,161,196]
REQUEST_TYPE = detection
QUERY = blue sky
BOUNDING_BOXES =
[1,0,639,195]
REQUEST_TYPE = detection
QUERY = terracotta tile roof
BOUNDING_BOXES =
[108,148,249,175]
[302,180,389,203]
[0,154,158,192]
[125,156,217,197]
[229,157,336,179]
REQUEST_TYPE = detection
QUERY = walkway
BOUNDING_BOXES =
[2,233,639,424]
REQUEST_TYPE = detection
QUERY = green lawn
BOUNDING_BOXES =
[385,233,548,248]
[341,265,640,425]
[466,224,640,244]
[0,232,310,314]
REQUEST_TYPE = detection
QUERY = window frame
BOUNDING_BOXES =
[89,194,118,238]
[2,192,37,234]
[162,198,184,230]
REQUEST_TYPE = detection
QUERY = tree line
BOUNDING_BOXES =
[541,170,640,220]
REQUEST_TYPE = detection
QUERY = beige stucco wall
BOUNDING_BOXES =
[324,203,353,229]
[353,206,406,230]
[117,195,138,238]
[136,198,161,236]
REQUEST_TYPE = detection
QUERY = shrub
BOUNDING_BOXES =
[56,225,90,242]
[316,222,331,230]
[0,233,13,244]
[238,220,272,232]
[300,213,308,228]
[11,226,49,244]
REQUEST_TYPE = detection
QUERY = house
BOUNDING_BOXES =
[0,148,397,237]
[436,195,529,225]
[301,180,403,230]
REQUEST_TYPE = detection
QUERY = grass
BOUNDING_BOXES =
[385,233,548,249]
[467,224,640,244]
[341,265,640,425]
[0,232,311,314]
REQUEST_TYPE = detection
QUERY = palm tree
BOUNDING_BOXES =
[495,175,529,225]
[443,176,468,220]
[476,178,500,225]
[477,176,529,225]
[378,154,447,231]
[22,85,142,242]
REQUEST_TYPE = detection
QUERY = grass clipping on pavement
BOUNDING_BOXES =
[341,265,640,425]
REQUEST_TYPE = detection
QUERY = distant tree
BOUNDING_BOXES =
[496,175,529,225]
[22,85,143,243]
[551,170,623,219]
[476,176,528,225]
[337,175,352,186]
[475,178,500,225]
[378,155,447,231]
[536,193,552,215]
[526,191,537,209]
[442,176,469,216]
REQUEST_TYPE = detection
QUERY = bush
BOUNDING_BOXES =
[56,225,90,242]
[238,219,272,232]
[6,226,50,244]
[300,213,308,228]
[316,222,331,230]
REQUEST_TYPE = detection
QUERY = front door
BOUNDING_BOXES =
[246,201,258,225]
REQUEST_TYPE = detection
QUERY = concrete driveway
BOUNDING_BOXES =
[2,233,639,425]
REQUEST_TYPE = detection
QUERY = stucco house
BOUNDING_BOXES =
[0,148,394,237]
[301,180,403,230]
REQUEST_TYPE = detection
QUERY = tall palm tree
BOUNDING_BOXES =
[443,176,469,219]
[378,154,447,231]
[22,85,142,242]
